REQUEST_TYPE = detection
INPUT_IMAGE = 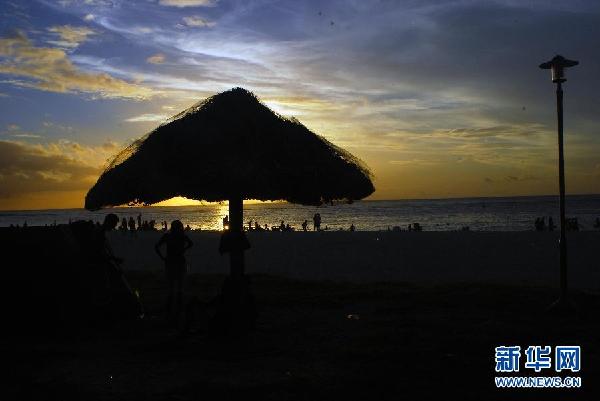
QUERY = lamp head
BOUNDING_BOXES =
[539,55,579,83]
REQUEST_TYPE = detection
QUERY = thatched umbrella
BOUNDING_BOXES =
[86,88,374,278]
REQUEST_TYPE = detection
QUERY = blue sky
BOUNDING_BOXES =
[1,0,599,209]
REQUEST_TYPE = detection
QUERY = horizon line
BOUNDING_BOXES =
[1,193,599,213]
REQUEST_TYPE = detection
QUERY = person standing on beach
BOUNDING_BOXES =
[128,216,136,235]
[155,220,193,320]
[85,213,124,306]
[96,213,123,266]
[313,213,321,231]
[223,215,229,230]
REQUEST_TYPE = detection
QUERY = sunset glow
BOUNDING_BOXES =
[1,1,599,210]
[152,197,282,207]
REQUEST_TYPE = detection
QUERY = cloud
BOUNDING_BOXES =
[11,133,43,139]
[0,140,108,198]
[84,14,96,21]
[101,140,119,151]
[1,0,599,202]
[158,0,217,7]
[146,53,166,64]
[388,159,442,167]
[182,16,216,28]
[505,175,540,182]
[125,113,168,122]
[42,121,74,133]
[0,32,155,99]
[47,25,95,49]
[443,125,545,139]
[2,124,43,139]
[58,0,113,6]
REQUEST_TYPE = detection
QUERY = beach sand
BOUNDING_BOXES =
[6,272,600,400]
[5,230,599,400]
[111,230,600,290]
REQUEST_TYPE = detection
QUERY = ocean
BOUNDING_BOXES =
[1,195,599,232]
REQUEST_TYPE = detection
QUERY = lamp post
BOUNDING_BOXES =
[539,55,578,310]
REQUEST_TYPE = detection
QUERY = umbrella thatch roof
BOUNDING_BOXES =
[85,88,374,210]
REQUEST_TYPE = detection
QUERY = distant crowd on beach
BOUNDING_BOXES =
[533,216,600,231]
[387,223,424,232]
[535,216,557,231]
[533,216,593,232]
[116,214,192,234]
[227,213,356,232]
[8,214,600,232]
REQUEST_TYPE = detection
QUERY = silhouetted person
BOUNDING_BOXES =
[84,214,125,306]
[128,216,136,234]
[137,213,142,230]
[223,215,229,230]
[302,220,308,231]
[119,217,127,231]
[535,217,546,231]
[313,213,321,231]
[350,223,355,232]
[566,218,579,231]
[548,217,556,231]
[279,220,286,231]
[94,213,123,265]
[155,220,193,320]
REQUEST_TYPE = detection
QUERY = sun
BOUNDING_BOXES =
[152,196,203,207]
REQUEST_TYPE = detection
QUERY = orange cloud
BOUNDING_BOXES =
[47,25,95,48]
[0,139,123,209]
[0,32,155,99]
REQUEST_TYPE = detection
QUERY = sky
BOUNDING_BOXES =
[0,0,599,210]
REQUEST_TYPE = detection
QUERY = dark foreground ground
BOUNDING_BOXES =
[4,272,599,400]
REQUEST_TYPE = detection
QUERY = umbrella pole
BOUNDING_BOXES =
[214,196,255,337]
[228,196,244,278]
